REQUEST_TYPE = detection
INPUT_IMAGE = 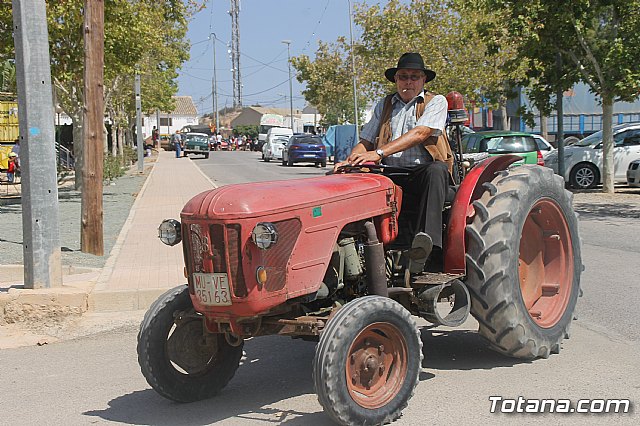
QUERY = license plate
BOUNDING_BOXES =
[193,273,232,306]
[303,154,315,157]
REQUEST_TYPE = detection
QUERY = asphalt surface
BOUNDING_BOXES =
[0,152,639,425]
[0,163,150,268]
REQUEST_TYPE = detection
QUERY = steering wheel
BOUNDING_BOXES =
[328,163,413,176]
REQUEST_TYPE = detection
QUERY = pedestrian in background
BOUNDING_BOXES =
[11,138,20,169]
[172,131,182,158]
[152,127,159,149]
[7,152,18,183]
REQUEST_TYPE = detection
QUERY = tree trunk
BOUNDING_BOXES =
[111,124,118,156]
[500,104,509,130]
[118,127,124,157]
[540,115,549,141]
[601,97,615,193]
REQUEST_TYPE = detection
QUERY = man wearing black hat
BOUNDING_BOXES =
[338,52,453,273]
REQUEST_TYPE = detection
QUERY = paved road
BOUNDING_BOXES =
[1,154,638,425]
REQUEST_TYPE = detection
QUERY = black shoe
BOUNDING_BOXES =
[408,232,433,274]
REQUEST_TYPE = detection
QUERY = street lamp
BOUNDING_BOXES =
[347,0,359,142]
[282,40,294,131]
[210,33,219,134]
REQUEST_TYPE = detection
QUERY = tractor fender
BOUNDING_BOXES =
[444,155,522,274]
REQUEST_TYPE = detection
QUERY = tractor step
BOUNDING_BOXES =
[411,272,465,286]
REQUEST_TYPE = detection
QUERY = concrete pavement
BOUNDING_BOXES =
[0,150,217,329]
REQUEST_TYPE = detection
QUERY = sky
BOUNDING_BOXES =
[177,0,381,116]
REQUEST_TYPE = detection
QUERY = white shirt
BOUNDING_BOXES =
[360,91,448,167]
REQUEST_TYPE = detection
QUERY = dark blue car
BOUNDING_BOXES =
[282,134,327,167]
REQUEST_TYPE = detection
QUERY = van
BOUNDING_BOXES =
[263,127,293,161]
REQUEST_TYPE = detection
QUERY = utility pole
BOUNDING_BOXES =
[347,0,359,142]
[12,0,62,288]
[282,40,294,131]
[155,109,160,149]
[230,0,242,108]
[81,0,105,256]
[211,33,219,132]
[135,73,144,172]
[556,53,565,180]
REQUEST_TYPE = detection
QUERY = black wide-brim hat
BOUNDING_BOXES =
[385,52,436,83]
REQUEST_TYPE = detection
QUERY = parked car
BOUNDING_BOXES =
[183,133,210,159]
[532,134,555,158]
[462,130,544,166]
[262,135,289,161]
[282,134,327,167]
[544,123,640,189]
[159,134,173,151]
[626,159,640,188]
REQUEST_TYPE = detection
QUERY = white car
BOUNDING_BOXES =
[627,159,640,188]
[544,123,640,189]
[532,134,555,159]
[262,136,289,161]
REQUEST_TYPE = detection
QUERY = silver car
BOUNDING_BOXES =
[627,159,640,188]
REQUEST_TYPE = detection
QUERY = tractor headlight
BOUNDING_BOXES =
[158,219,182,246]
[251,222,278,249]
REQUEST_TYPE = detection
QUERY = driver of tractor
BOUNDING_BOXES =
[336,52,453,273]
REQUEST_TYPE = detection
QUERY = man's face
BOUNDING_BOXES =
[394,69,426,102]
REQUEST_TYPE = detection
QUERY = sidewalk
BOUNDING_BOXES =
[90,150,216,310]
[0,150,217,326]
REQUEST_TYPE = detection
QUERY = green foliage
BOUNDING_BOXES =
[0,59,16,93]
[123,145,138,165]
[233,125,258,138]
[103,152,125,182]
[291,0,526,124]
[470,0,640,111]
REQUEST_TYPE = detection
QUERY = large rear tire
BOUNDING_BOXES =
[465,166,581,359]
[137,285,243,402]
[313,296,422,425]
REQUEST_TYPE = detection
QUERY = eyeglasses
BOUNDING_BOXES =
[395,73,425,81]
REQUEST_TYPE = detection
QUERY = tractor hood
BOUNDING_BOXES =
[181,173,395,220]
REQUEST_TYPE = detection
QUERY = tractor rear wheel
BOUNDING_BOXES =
[313,296,422,425]
[137,285,243,402]
[465,165,581,359]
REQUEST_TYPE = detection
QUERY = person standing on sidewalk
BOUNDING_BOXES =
[172,130,182,158]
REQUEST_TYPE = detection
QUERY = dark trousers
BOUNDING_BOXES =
[387,161,449,248]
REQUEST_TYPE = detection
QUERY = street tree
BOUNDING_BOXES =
[473,0,640,193]
[292,0,526,129]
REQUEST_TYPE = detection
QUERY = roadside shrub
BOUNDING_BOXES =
[123,146,138,165]
[104,153,125,182]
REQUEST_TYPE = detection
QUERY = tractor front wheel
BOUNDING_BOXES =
[313,296,422,425]
[466,165,581,359]
[137,285,243,402]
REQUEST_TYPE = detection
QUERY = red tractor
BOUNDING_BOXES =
[137,95,581,425]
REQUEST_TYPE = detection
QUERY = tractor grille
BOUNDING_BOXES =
[260,219,301,292]
[226,224,248,297]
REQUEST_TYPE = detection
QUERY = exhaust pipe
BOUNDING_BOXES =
[363,221,388,297]
[418,279,470,327]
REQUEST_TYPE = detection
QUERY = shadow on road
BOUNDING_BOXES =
[573,202,640,220]
[419,329,527,371]
[83,326,529,425]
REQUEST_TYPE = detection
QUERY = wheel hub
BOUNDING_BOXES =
[166,318,219,374]
[346,323,408,409]
[519,199,574,328]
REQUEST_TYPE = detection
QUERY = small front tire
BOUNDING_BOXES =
[137,285,243,402]
[314,296,422,425]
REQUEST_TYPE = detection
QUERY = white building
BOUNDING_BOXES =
[143,96,198,137]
